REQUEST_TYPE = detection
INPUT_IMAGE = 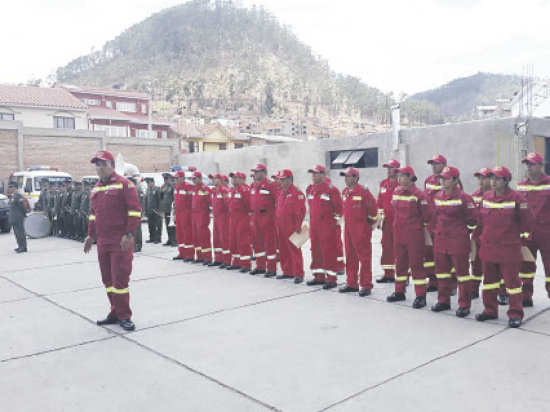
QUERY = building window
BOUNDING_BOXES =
[141,104,147,114]
[136,129,155,138]
[188,141,199,153]
[106,101,113,108]
[329,148,378,169]
[0,113,14,120]
[115,102,137,112]
[219,143,227,150]
[54,116,75,129]
[234,143,244,149]
[161,130,167,139]
[94,124,127,137]
[79,98,100,106]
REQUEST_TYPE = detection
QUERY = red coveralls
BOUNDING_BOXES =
[342,184,378,290]
[325,177,345,272]
[174,181,195,259]
[307,181,343,283]
[276,184,306,278]
[191,183,212,262]
[229,184,253,269]
[392,184,430,296]
[424,174,442,288]
[250,179,278,272]
[212,185,231,264]
[478,189,534,320]
[517,174,550,300]
[377,178,400,278]
[433,188,477,308]
[88,173,142,320]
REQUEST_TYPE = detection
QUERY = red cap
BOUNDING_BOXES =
[339,167,360,177]
[271,174,279,180]
[229,171,246,179]
[308,165,326,174]
[522,152,544,165]
[208,173,222,179]
[397,166,416,177]
[188,166,197,172]
[440,166,460,179]
[277,169,293,178]
[383,159,401,168]
[489,166,511,179]
[474,167,491,177]
[173,170,186,178]
[251,163,267,172]
[191,171,203,179]
[427,154,447,165]
[220,175,229,182]
[91,150,115,164]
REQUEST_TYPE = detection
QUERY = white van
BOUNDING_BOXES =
[9,167,72,209]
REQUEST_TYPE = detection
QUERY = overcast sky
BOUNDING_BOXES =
[2,0,549,94]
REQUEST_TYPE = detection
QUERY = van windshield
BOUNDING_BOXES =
[34,177,70,191]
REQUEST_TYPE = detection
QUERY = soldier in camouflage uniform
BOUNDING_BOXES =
[70,181,83,240]
[53,182,63,237]
[79,181,92,242]
[129,176,144,252]
[160,173,177,247]
[61,180,74,238]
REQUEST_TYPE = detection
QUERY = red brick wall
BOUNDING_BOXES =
[0,130,19,178]
[106,143,173,173]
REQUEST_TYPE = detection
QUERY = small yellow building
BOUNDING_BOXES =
[174,122,249,153]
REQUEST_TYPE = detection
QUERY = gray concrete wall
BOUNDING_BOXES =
[179,117,550,194]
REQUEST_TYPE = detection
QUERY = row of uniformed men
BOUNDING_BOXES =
[36,179,92,241]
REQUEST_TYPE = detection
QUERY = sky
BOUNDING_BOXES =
[2,0,549,94]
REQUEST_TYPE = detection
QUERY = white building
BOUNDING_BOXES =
[0,84,88,129]
[508,80,550,119]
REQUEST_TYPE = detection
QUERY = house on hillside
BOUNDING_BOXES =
[173,122,249,153]
[0,84,88,129]
[59,84,173,139]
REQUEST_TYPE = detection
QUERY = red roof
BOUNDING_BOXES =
[58,83,149,99]
[0,84,88,110]
[88,106,133,121]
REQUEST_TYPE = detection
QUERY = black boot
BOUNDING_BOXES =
[412,296,427,309]
[431,302,451,312]
[386,292,406,302]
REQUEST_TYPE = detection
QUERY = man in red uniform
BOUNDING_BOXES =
[173,171,192,261]
[275,169,306,283]
[306,165,343,289]
[376,159,401,283]
[338,167,378,296]
[430,166,477,317]
[326,176,346,275]
[84,150,142,331]
[249,163,279,277]
[424,154,447,291]
[387,166,431,308]
[517,152,550,306]
[191,171,212,264]
[476,166,534,328]
[226,171,253,273]
[209,173,231,267]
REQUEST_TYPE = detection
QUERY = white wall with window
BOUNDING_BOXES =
[0,109,15,121]
[141,103,147,114]
[79,98,101,106]
[136,129,157,138]
[115,101,137,112]
[94,124,129,137]
[54,115,75,129]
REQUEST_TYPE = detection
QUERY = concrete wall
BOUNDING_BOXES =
[178,118,550,194]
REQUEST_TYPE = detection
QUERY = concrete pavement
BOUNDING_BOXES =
[1,225,550,411]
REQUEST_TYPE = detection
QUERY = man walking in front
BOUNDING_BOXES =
[8,182,28,253]
[84,150,142,331]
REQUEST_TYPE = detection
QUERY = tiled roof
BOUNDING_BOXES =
[58,83,149,99]
[131,113,173,126]
[0,84,88,110]
[88,106,133,121]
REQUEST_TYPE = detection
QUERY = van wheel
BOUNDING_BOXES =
[0,219,11,233]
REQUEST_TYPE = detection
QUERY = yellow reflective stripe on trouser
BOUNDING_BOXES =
[128,210,141,217]
[457,275,471,282]
[470,275,483,281]
[195,247,202,251]
[396,276,409,282]
[482,282,500,290]
[254,252,266,257]
[381,265,395,270]
[546,277,550,283]
[89,215,96,221]
[106,286,129,294]
[500,279,505,285]
[519,272,536,279]
[436,273,452,279]
[424,262,435,268]
[202,248,212,252]
[506,287,522,295]
[413,279,427,285]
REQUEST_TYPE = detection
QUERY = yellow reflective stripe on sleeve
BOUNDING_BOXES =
[467,225,477,230]
[520,232,530,238]
[500,279,505,285]
[519,272,536,279]
[195,247,202,251]
[267,255,277,260]
[470,275,483,281]
[423,262,435,268]
[393,195,418,202]
[517,184,550,191]
[436,273,452,279]
[240,255,251,260]
[434,199,462,206]
[106,287,129,294]
[337,257,345,262]
[89,215,96,221]
[482,200,516,209]
[352,196,362,201]
[545,277,550,283]
[473,196,482,202]
[128,210,141,217]
[396,276,409,282]
[413,279,427,285]
[457,275,471,282]
[92,183,123,192]
[426,183,442,191]
[202,248,212,252]
[254,252,266,257]
[482,282,501,290]
[506,287,522,295]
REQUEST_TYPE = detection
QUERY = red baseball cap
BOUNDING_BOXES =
[208,173,221,179]
[271,173,279,180]
[427,154,447,165]
[489,166,511,179]
[173,170,186,178]
[308,165,326,174]
[474,167,491,177]
[339,167,360,177]
[220,175,229,182]
[191,171,203,179]
[188,166,197,172]
[251,163,267,172]
[277,169,293,178]
[397,166,416,177]
[229,171,246,179]
[522,152,544,165]
[440,166,460,179]
[91,150,115,164]
[383,159,401,168]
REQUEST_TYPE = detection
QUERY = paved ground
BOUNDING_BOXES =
[1,225,550,412]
